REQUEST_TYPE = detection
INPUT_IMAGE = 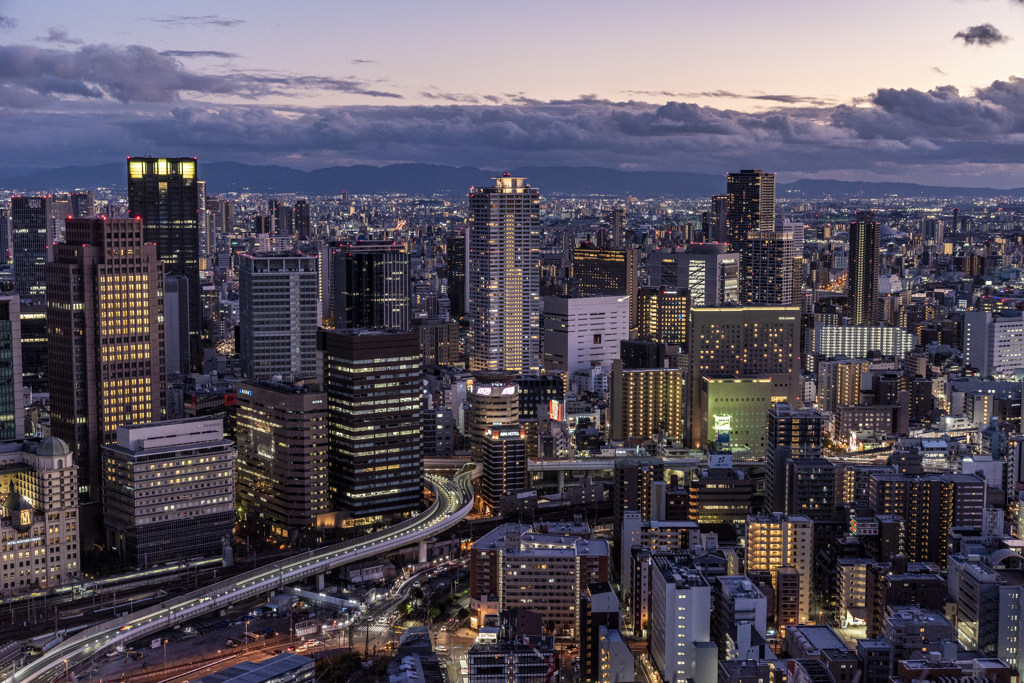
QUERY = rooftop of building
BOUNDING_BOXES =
[652,555,711,589]
[716,575,766,600]
[473,524,609,558]
[239,378,323,395]
[193,654,312,683]
[786,625,849,653]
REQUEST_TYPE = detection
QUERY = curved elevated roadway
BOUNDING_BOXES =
[6,471,476,683]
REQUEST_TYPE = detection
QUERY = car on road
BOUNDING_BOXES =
[436,645,447,652]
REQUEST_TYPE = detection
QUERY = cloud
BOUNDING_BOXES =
[159,50,240,59]
[351,59,378,65]
[0,15,15,29]
[38,28,83,45]
[620,89,834,105]
[954,23,1009,46]
[0,42,400,106]
[148,15,245,28]
[932,67,947,75]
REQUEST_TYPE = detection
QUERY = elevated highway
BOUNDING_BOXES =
[6,471,476,683]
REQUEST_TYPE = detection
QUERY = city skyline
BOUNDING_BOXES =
[4,1,1024,184]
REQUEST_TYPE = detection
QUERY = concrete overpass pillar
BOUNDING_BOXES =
[557,470,565,493]
[418,539,428,564]
[316,573,325,591]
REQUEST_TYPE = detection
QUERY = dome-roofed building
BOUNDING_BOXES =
[0,438,79,592]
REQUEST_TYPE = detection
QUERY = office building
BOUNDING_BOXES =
[725,169,775,251]
[11,196,52,299]
[467,377,526,509]
[922,218,944,248]
[764,403,823,513]
[412,318,461,366]
[468,633,555,683]
[848,212,881,326]
[649,554,713,683]
[542,295,629,374]
[69,191,95,219]
[964,311,1024,378]
[332,241,410,332]
[571,246,640,334]
[712,575,769,660]
[470,523,609,638]
[698,376,773,455]
[811,324,916,359]
[103,418,235,567]
[294,199,311,240]
[47,218,166,545]
[610,206,626,249]
[610,361,684,442]
[164,276,191,377]
[467,175,541,373]
[708,195,729,244]
[689,306,801,447]
[648,244,740,307]
[638,288,690,347]
[236,380,328,540]
[239,254,319,381]
[742,229,797,306]
[318,329,422,519]
[614,458,666,526]
[127,157,203,369]
[0,296,24,440]
[445,231,468,319]
[19,300,46,393]
[786,457,835,520]
[688,454,754,524]
[0,438,79,592]
[882,607,955,661]
[745,513,813,625]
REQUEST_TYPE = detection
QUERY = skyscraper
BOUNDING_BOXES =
[127,157,202,369]
[239,253,319,380]
[571,245,640,334]
[0,296,24,440]
[849,211,881,325]
[725,170,775,251]
[445,231,468,319]
[467,175,541,373]
[332,241,411,332]
[610,206,626,249]
[318,329,423,518]
[742,230,796,305]
[47,218,166,544]
[764,403,823,514]
[11,196,52,299]
[294,199,312,240]
[648,243,740,307]
[638,288,691,347]
[709,195,729,244]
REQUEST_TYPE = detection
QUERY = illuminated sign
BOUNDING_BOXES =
[549,400,563,422]
[476,387,492,396]
[497,430,522,438]
[713,415,731,433]
[501,386,516,395]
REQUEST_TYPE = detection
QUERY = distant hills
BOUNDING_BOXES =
[1,161,1022,199]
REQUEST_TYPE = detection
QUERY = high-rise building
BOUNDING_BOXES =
[579,583,634,683]
[785,457,835,520]
[745,513,814,625]
[164,275,191,377]
[922,218,944,248]
[709,195,729,244]
[610,206,626,249]
[332,241,410,332]
[468,376,525,509]
[294,199,312,240]
[542,295,629,375]
[102,417,235,567]
[610,361,684,442]
[648,554,713,683]
[765,403,823,513]
[816,359,869,413]
[127,157,202,369]
[11,196,52,299]
[69,191,95,219]
[47,217,166,544]
[725,170,775,251]
[445,231,468,319]
[638,288,690,347]
[0,296,24,440]
[698,376,773,455]
[318,329,422,518]
[741,229,796,306]
[571,246,640,334]
[848,212,881,326]
[467,175,541,373]
[239,253,319,380]
[963,311,1024,378]
[648,244,740,307]
[19,300,47,393]
[236,379,328,539]
[0,438,80,592]
[688,306,801,447]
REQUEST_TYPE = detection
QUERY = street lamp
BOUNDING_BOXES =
[245,620,250,652]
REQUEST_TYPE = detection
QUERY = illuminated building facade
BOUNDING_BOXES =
[0,296,24,440]
[239,253,319,381]
[648,244,739,307]
[610,361,684,443]
[698,376,773,455]
[816,359,869,413]
[102,417,235,567]
[0,438,79,592]
[331,241,410,332]
[236,380,328,539]
[318,329,423,519]
[446,231,468,319]
[848,212,881,326]
[127,157,202,369]
[742,229,796,306]
[47,217,165,545]
[480,426,526,510]
[639,288,691,347]
[467,175,541,373]
[811,323,916,359]
[725,169,775,252]
[688,306,801,447]
[542,295,630,374]
[765,403,823,514]
[571,246,640,334]
[745,513,813,625]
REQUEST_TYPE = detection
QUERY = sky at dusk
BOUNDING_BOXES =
[4,0,1024,185]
